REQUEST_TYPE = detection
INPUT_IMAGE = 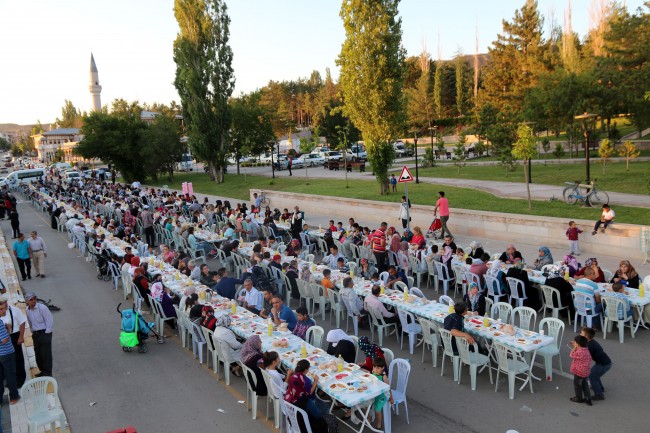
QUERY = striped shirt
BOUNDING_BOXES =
[0,321,15,356]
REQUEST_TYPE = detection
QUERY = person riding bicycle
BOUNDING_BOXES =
[592,204,615,235]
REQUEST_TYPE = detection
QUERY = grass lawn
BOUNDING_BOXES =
[414,159,650,194]
[145,172,650,225]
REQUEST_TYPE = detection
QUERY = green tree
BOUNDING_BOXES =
[337,0,406,194]
[552,142,566,161]
[433,61,443,119]
[139,114,184,181]
[230,91,274,174]
[0,137,9,152]
[406,52,433,129]
[453,135,467,174]
[173,0,235,183]
[55,100,83,128]
[618,140,640,173]
[512,124,537,209]
[597,138,615,175]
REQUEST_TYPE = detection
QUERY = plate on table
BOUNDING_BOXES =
[328,382,348,392]
[334,373,349,381]
[493,331,503,337]
[361,373,377,381]
[254,331,264,335]
[516,338,532,345]
[318,372,332,381]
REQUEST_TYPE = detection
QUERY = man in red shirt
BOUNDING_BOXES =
[433,191,452,238]
[372,222,388,272]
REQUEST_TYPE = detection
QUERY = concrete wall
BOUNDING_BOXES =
[250,189,649,261]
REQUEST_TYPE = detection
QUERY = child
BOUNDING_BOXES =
[390,174,397,192]
[580,327,611,401]
[292,306,315,340]
[321,268,334,296]
[371,357,394,429]
[570,335,593,405]
[566,221,583,256]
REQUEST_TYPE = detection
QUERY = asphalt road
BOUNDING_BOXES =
[6,197,650,433]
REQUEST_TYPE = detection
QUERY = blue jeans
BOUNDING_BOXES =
[302,398,322,420]
[0,352,19,400]
[589,362,612,395]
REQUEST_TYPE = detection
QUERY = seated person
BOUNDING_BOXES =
[240,335,267,397]
[292,306,315,340]
[364,285,398,324]
[270,295,297,331]
[601,282,632,320]
[463,282,486,316]
[506,259,541,310]
[322,246,346,269]
[574,258,606,283]
[239,278,263,315]
[499,244,523,264]
[259,288,275,319]
[201,305,218,331]
[335,257,349,274]
[426,244,441,263]
[574,267,602,314]
[469,253,489,285]
[533,246,553,271]
[563,255,581,277]
[544,269,575,316]
[325,329,356,363]
[443,301,475,354]
[215,268,244,300]
[320,269,335,296]
[385,265,408,290]
[610,260,640,288]
[212,315,243,377]
[269,254,283,271]
[592,204,615,235]
[340,276,366,316]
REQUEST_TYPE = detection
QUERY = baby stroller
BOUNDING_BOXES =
[93,250,111,281]
[426,218,443,239]
[117,303,164,353]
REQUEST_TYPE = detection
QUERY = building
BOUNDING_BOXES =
[32,128,82,163]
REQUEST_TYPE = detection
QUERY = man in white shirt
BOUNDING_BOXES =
[364,285,399,324]
[240,278,263,314]
[592,204,615,235]
[0,298,26,386]
[27,231,48,278]
[65,215,80,232]
[322,246,346,269]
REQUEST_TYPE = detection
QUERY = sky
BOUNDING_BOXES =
[0,0,646,126]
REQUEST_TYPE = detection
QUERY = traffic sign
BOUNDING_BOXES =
[398,165,414,183]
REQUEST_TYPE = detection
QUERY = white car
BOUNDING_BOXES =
[323,151,343,161]
[302,153,325,166]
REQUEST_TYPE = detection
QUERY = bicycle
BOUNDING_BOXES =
[259,190,271,208]
[562,179,609,207]
[18,297,61,312]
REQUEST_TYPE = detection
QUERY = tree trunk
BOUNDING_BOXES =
[168,168,174,181]
[236,161,241,175]
[207,161,217,181]
[524,161,531,209]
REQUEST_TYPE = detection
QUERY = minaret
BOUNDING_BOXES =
[89,53,102,112]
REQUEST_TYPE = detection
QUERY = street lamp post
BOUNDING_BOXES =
[427,126,436,163]
[268,140,276,179]
[410,130,420,183]
[575,113,598,184]
[521,121,536,184]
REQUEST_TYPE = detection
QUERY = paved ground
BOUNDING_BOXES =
[8,194,650,433]
[226,162,650,209]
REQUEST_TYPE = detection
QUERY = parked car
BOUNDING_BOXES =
[302,153,325,166]
[345,145,367,161]
[323,151,343,162]
[393,141,414,157]
[313,146,331,156]
[275,155,304,170]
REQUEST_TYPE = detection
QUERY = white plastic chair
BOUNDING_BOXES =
[491,302,513,323]
[393,281,408,293]
[537,317,564,381]
[485,275,505,303]
[240,362,260,419]
[379,271,390,285]
[214,337,240,386]
[438,328,460,382]
[540,285,571,324]
[388,358,411,424]
[462,271,482,297]
[310,283,328,321]
[367,307,399,346]
[327,290,346,329]
[296,280,313,315]
[382,347,395,367]
[434,261,455,296]
[419,318,440,366]
[439,295,455,306]
[108,261,121,291]
[348,335,360,363]
[602,269,614,282]
[20,377,67,433]
[174,306,189,349]
[397,308,423,354]
[282,400,314,433]
[152,298,176,337]
[602,297,635,343]
[572,292,603,332]
[456,338,492,391]
[201,326,219,374]
[511,306,537,331]
[493,342,533,399]
[189,320,206,364]
[305,325,324,348]
[342,296,361,336]
[408,255,427,288]
[261,369,282,429]
[506,277,527,308]
[426,259,438,290]
[120,268,131,300]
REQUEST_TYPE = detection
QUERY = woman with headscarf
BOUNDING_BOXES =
[574,258,606,282]
[469,241,484,260]
[611,260,639,287]
[506,259,540,310]
[285,238,300,257]
[397,241,410,272]
[212,314,243,376]
[160,285,178,328]
[240,335,267,396]
[325,329,356,363]
[463,282,486,316]
[533,246,554,271]
[150,274,164,301]
[388,227,401,253]
[358,336,385,371]
[133,267,151,308]
[562,255,580,277]
[543,267,575,316]
[499,244,523,264]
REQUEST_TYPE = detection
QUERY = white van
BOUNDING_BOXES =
[53,162,71,172]
[0,168,45,188]
[63,170,81,182]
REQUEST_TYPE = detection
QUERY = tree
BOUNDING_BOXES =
[139,114,184,181]
[433,61,443,119]
[597,138,615,175]
[453,135,467,174]
[552,142,566,161]
[55,100,83,128]
[0,137,9,152]
[406,51,433,129]
[337,0,406,194]
[230,91,274,174]
[618,140,640,173]
[173,0,235,183]
[512,124,537,209]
